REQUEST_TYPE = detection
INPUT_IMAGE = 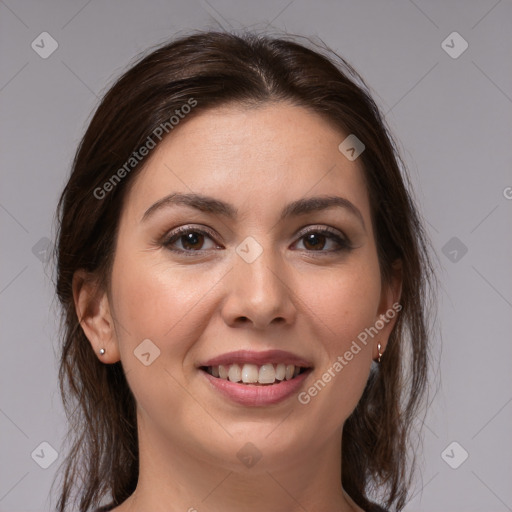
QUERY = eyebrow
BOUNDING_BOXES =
[141,192,366,230]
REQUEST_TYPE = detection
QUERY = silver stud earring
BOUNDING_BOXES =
[377,342,382,363]
[99,348,106,355]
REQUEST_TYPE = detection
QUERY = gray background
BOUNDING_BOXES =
[1,1,511,511]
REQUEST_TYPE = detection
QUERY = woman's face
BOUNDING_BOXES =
[90,102,400,472]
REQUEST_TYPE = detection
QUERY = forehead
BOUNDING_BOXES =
[122,102,371,224]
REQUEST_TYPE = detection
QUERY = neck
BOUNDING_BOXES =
[120,412,361,512]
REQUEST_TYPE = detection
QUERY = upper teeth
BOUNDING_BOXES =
[207,363,302,384]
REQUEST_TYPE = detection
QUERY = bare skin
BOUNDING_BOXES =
[74,102,401,512]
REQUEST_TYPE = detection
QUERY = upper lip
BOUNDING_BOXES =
[199,349,313,368]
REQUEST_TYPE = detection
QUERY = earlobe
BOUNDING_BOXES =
[374,260,403,359]
[72,270,121,363]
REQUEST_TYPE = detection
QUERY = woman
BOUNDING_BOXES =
[52,30,436,512]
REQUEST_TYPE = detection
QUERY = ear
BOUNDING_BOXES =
[373,260,403,360]
[72,269,121,364]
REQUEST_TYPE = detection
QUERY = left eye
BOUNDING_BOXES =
[162,227,351,254]
[293,230,349,251]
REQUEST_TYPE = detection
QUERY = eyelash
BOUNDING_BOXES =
[161,225,352,257]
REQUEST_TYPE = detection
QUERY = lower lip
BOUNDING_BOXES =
[201,369,312,406]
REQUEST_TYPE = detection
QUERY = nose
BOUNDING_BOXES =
[220,245,297,330]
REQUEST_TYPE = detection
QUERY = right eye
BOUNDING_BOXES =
[162,226,222,254]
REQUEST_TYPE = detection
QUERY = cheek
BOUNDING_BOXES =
[312,259,382,348]
[109,248,229,359]
[108,252,222,430]
[300,256,381,416]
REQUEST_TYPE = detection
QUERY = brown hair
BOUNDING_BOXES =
[52,29,436,512]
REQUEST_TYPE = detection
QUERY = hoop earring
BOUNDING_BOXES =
[99,348,106,355]
[377,342,382,363]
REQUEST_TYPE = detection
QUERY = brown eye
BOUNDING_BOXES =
[179,232,205,250]
[163,227,219,253]
[294,228,352,253]
[302,233,328,251]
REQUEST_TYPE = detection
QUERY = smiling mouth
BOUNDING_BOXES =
[200,363,311,385]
